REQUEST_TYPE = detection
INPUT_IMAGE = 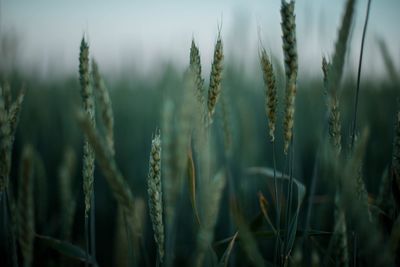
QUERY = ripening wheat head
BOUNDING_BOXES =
[147,132,164,262]
[79,37,96,217]
[207,34,224,124]
[260,48,278,142]
[281,0,298,154]
[190,39,206,106]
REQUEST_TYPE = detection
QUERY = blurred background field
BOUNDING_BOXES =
[3,66,399,266]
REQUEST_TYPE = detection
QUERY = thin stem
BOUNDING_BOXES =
[279,153,289,266]
[4,189,19,267]
[225,154,237,267]
[281,135,295,267]
[302,149,320,267]
[351,0,372,148]
[282,155,291,265]
[90,193,97,266]
[272,141,279,226]
[350,4,371,265]
[85,214,90,267]
[123,211,134,267]
[353,231,357,266]
[288,138,295,222]
[140,236,150,267]
[272,141,280,266]
[284,138,294,256]
[165,222,175,267]
[303,151,319,237]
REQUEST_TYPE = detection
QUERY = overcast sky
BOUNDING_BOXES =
[1,0,399,79]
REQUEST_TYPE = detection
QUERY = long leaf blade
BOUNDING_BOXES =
[36,234,93,263]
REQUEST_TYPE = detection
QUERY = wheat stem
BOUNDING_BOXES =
[17,145,35,267]
[350,0,372,149]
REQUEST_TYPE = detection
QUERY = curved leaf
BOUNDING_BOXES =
[219,232,238,267]
[36,234,93,263]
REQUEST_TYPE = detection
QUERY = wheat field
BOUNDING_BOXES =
[1,0,400,266]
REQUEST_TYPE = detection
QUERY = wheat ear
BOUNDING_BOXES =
[281,0,298,154]
[147,132,164,263]
[79,37,96,217]
[1,81,12,110]
[327,0,356,94]
[324,55,347,266]
[0,87,25,192]
[260,48,278,142]
[324,3,357,261]
[322,57,341,153]
[92,59,115,156]
[329,97,342,154]
[190,39,206,106]
[207,33,224,125]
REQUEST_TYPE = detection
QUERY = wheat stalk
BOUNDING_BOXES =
[376,169,394,218]
[281,0,298,154]
[324,55,347,267]
[79,37,96,218]
[232,205,265,267]
[114,206,130,267]
[393,110,400,172]
[324,0,356,154]
[32,151,48,227]
[220,90,233,156]
[114,199,146,267]
[0,97,11,192]
[163,77,199,235]
[329,98,342,154]
[77,111,134,216]
[161,99,177,229]
[92,59,115,156]
[392,109,400,212]
[207,33,224,125]
[260,48,278,142]
[59,147,77,240]
[322,57,342,154]
[322,4,357,260]
[190,39,206,106]
[333,192,349,267]
[17,144,35,267]
[0,87,25,192]
[147,132,164,263]
[378,39,398,84]
[327,0,356,95]
[1,81,12,110]
[194,170,226,267]
[337,129,393,266]
[8,90,25,136]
